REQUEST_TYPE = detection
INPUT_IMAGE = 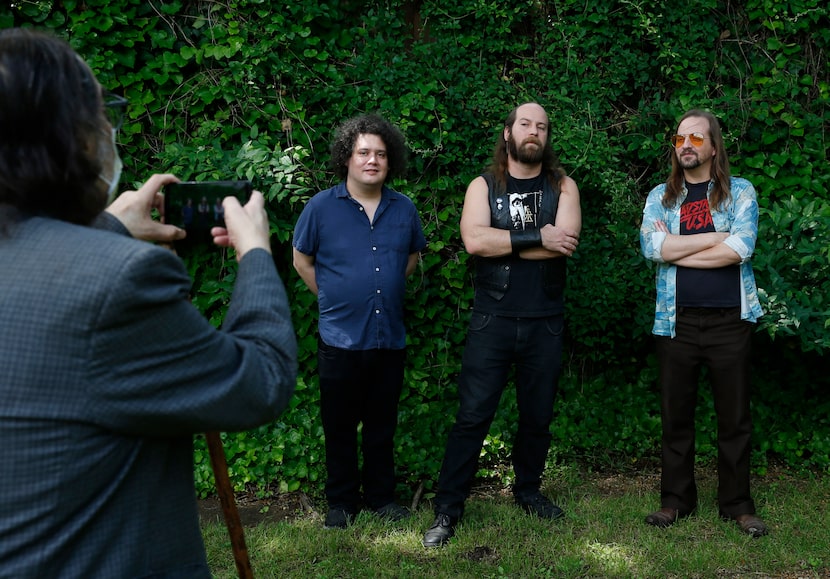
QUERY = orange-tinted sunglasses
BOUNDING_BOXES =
[671,132,708,148]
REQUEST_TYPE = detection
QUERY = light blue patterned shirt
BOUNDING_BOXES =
[639,177,764,337]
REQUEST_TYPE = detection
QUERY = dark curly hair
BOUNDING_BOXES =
[487,102,565,191]
[0,28,108,228]
[329,114,408,181]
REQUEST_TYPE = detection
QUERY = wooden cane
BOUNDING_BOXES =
[206,431,254,579]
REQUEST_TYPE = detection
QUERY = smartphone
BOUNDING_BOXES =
[163,180,252,252]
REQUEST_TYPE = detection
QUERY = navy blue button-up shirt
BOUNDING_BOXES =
[293,182,426,350]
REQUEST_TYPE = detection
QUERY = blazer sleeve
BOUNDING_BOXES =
[91,211,131,236]
[86,245,297,436]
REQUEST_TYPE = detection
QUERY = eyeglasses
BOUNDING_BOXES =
[671,132,708,148]
[103,91,128,131]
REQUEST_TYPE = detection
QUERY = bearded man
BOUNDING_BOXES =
[639,109,767,537]
[423,102,582,547]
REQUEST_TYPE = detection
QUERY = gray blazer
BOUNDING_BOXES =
[0,213,297,578]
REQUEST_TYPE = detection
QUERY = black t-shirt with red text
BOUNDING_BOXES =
[676,181,740,307]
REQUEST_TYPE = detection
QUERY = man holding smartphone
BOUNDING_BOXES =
[0,28,297,577]
[293,114,426,529]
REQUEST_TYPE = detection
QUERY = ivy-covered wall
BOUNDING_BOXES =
[4,0,828,497]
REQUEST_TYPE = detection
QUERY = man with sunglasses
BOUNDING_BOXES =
[640,109,767,537]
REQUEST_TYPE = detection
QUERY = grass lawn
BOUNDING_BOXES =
[201,461,829,578]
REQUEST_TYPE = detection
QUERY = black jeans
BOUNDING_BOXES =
[317,339,405,511]
[434,313,564,518]
[656,306,756,518]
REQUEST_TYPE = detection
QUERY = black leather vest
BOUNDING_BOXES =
[473,172,567,302]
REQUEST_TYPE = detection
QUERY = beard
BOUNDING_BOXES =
[508,134,545,164]
[677,149,702,170]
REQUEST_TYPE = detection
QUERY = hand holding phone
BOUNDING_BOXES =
[212,191,272,260]
[106,174,186,243]
[163,180,252,253]
[163,180,252,230]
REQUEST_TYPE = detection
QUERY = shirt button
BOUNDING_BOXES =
[375,309,380,314]
[359,207,364,212]
[372,246,377,251]
[375,267,380,272]
[376,289,381,294]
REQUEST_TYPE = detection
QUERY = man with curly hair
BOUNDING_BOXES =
[293,114,426,529]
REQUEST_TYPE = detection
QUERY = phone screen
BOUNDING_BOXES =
[163,180,252,253]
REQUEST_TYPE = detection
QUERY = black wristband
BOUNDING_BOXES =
[509,228,542,254]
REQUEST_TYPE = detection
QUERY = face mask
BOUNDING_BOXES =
[99,127,123,204]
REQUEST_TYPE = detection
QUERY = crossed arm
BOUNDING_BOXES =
[640,181,761,270]
[653,220,739,268]
[459,175,582,259]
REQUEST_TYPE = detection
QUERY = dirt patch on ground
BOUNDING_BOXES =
[198,490,315,527]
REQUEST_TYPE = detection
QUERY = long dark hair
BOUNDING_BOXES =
[329,113,408,181]
[663,109,732,210]
[0,28,107,227]
[487,102,565,190]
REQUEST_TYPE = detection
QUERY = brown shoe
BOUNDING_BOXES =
[645,507,679,528]
[735,514,768,537]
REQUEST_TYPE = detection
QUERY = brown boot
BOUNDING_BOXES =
[735,514,768,537]
[644,507,679,528]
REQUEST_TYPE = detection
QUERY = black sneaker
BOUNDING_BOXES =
[324,507,355,529]
[422,513,456,547]
[372,502,411,522]
[515,492,565,520]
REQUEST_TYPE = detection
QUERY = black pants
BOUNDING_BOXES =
[656,307,756,518]
[317,339,405,511]
[434,313,564,519]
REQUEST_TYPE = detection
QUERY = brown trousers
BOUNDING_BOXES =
[656,307,756,518]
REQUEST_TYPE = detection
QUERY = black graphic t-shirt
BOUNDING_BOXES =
[508,185,542,231]
[676,181,740,307]
[477,174,560,317]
